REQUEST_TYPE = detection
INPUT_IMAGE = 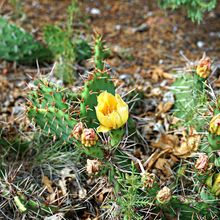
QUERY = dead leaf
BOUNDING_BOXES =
[157,101,174,114]
[152,134,179,150]
[42,176,54,193]
[155,158,172,177]
[173,128,200,158]
[151,67,173,83]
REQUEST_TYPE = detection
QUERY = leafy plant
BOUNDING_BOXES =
[158,0,217,22]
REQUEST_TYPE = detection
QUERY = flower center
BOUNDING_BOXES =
[102,105,117,115]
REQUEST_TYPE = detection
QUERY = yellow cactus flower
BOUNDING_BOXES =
[96,91,129,133]
[209,114,220,135]
[211,174,220,196]
[196,55,211,78]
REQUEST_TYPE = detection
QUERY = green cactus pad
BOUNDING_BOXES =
[28,107,77,145]
[171,73,207,131]
[94,35,105,70]
[28,79,78,113]
[208,132,220,151]
[0,17,52,64]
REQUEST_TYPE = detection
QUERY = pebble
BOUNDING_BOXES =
[163,91,175,104]
[132,23,149,33]
[12,106,25,115]
[197,41,205,48]
[90,8,101,15]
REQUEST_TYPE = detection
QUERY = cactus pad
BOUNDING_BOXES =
[0,17,52,64]
[28,107,77,145]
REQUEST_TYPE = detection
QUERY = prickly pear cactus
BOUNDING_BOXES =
[26,36,115,150]
[27,80,78,144]
[171,71,207,131]
[28,106,77,145]
[80,36,115,128]
[28,79,78,111]
[0,17,52,64]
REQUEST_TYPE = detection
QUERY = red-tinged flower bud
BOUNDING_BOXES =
[86,159,102,175]
[196,55,212,79]
[156,186,172,204]
[72,122,84,140]
[195,154,209,172]
[141,172,156,188]
[81,128,98,147]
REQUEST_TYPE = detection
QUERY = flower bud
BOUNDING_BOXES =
[81,128,98,147]
[141,172,155,188]
[209,114,220,135]
[156,186,171,204]
[196,55,211,78]
[195,154,209,172]
[86,159,101,175]
[72,122,84,140]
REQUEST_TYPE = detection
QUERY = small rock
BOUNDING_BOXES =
[132,23,149,33]
[197,41,205,48]
[78,188,87,199]
[159,59,164,65]
[90,8,101,15]
[163,92,175,104]
[115,24,121,31]
[12,106,25,115]
[44,213,64,220]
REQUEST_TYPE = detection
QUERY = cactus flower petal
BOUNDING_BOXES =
[209,114,220,135]
[96,91,128,132]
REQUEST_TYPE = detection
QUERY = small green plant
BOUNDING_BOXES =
[0,17,52,64]
[43,0,92,84]
[158,0,217,22]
